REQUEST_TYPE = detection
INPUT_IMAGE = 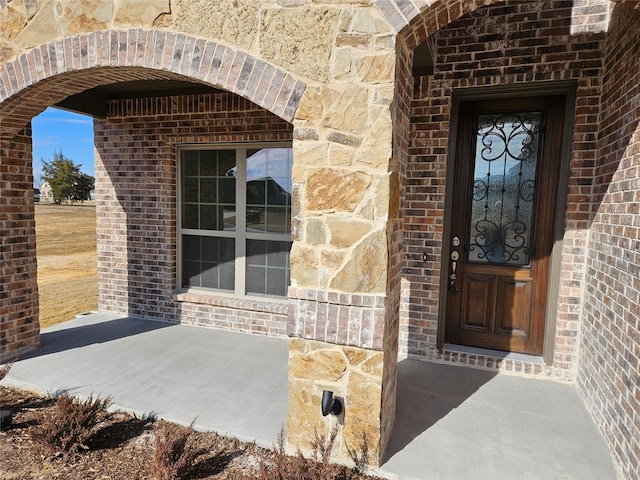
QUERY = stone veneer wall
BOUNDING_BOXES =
[283,2,399,464]
[400,0,609,380]
[0,127,39,362]
[95,92,292,336]
[578,5,640,479]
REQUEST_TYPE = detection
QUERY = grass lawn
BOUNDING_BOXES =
[35,204,98,328]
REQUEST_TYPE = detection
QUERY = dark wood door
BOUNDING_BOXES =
[445,96,565,355]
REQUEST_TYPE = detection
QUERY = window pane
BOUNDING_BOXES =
[181,150,236,232]
[217,150,236,175]
[267,268,287,296]
[200,151,217,176]
[182,235,200,261]
[219,177,236,231]
[183,177,199,203]
[265,207,289,233]
[246,239,291,297]
[181,235,234,290]
[267,240,289,268]
[246,148,293,234]
[182,204,198,229]
[219,178,235,204]
[200,204,220,230]
[199,178,217,204]
[246,266,266,296]
[182,151,199,176]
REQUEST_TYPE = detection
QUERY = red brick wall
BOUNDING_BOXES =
[401,0,606,379]
[579,5,640,479]
[0,127,40,361]
[94,92,292,336]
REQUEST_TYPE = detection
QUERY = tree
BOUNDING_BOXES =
[41,151,94,204]
[70,172,95,202]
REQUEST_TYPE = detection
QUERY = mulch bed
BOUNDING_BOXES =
[0,386,262,479]
[0,386,377,480]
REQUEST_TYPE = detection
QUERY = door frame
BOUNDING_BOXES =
[438,81,577,365]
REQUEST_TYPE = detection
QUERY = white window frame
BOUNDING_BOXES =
[177,142,293,299]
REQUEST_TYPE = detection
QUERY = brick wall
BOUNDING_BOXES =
[95,91,292,336]
[579,5,640,479]
[400,0,607,379]
[0,127,39,361]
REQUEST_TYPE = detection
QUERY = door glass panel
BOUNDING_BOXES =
[468,113,541,266]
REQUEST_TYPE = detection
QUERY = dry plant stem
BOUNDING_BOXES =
[152,419,200,480]
[0,360,14,383]
[346,432,371,473]
[1,386,380,480]
[30,392,112,460]
[258,425,375,480]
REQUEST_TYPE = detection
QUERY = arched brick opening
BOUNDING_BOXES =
[376,0,505,39]
[0,29,307,362]
[376,0,638,38]
[0,29,306,139]
[388,0,625,373]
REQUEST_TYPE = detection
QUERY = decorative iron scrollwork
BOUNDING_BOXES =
[468,113,541,266]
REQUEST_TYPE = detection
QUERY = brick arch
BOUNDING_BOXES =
[0,29,306,138]
[375,0,505,45]
[375,0,625,48]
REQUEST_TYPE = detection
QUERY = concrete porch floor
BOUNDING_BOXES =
[3,312,619,480]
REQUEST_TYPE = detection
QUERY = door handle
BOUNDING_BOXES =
[449,250,459,294]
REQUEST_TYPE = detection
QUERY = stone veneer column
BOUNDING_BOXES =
[0,127,40,362]
[287,288,394,464]
[283,4,398,465]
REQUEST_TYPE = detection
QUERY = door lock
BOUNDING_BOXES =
[449,247,460,294]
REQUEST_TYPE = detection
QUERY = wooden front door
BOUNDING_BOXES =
[445,96,565,355]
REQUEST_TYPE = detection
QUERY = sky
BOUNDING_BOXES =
[32,107,95,185]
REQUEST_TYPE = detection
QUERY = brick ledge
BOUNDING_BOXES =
[173,290,289,315]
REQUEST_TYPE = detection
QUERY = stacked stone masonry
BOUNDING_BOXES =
[288,338,386,464]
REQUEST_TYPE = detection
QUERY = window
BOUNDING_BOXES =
[179,145,293,298]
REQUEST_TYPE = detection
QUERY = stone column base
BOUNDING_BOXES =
[287,338,385,465]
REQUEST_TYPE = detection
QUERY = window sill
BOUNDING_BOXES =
[173,289,289,315]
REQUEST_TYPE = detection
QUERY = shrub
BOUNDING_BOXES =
[346,432,370,473]
[31,392,112,460]
[152,420,200,480]
[258,426,374,480]
[0,360,14,383]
